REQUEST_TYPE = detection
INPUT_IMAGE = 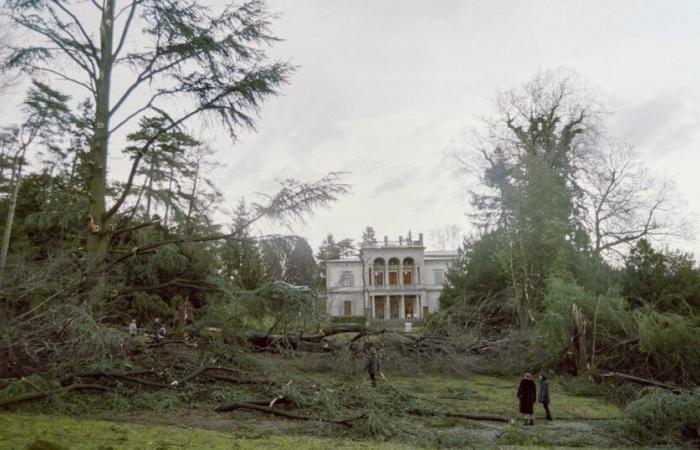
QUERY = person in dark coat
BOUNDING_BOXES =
[539,372,552,420]
[364,346,381,387]
[517,372,537,425]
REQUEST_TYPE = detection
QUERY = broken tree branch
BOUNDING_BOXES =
[213,401,361,427]
[0,384,107,409]
[597,371,680,391]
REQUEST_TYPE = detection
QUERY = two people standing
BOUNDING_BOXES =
[517,372,552,425]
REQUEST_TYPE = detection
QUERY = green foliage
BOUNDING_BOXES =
[439,230,513,329]
[132,292,176,322]
[539,277,630,363]
[636,310,700,383]
[329,316,366,325]
[623,388,700,445]
[623,239,700,313]
[198,281,321,336]
[284,238,317,287]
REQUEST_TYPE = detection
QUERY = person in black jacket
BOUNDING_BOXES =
[364,346,381,387]
[539,372,552,420]
[517,372,537,425]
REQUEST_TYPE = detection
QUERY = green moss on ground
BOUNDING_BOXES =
[0,413,410,450]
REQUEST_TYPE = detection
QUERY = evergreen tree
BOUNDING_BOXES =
[316,233,355,285]
[361,226,377,245]
[284,239,317,287]
[220,200,265,290]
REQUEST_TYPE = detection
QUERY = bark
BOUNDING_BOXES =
[85,0,115,308]
[0,146,27,273]
[184,152,200,235]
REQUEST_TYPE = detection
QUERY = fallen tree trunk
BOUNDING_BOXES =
[63,371,173,390]
[597,371,679,390]
[214,401,360,427]
[408,408,510,423]
[0,384,107,409]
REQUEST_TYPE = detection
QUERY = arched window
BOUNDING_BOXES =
[402,257,415,285]
[373,258,386,286]
[388,257,400,285]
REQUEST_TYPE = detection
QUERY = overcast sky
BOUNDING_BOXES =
[213,0,699,255]
[2,0,699,256]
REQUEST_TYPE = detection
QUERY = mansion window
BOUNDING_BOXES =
[340,271,353,287]
[433,269,444,285]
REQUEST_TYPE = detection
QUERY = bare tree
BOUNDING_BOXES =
[428,225,463,250]
[581,142,688,260]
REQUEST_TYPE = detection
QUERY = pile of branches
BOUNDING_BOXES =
[0,363,272,410]
[0,305,123,378]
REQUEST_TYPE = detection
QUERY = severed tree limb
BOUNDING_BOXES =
[408,408,510,423]
[213,402,361,427]
[597,371,679,391]
[0,384,107,409]
[64,371,174,390]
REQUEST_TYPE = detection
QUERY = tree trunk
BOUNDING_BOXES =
[145,159,154,218]
[85,0,115,308]
[163,165,175,226]
[0,147,27,274]
[185,154,200,235]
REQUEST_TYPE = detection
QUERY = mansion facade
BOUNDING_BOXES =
[325,233,457,320]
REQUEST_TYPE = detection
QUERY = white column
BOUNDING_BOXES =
[384,296,389,320]
[400,294,405,319]
[370,295,375,319]
[399,262,403,287]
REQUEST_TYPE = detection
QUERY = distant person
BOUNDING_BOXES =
[152,318,161,335]
[128,319,138,337]
[539,372,552,421]
[364,346,381,387]
[517,372,537,425]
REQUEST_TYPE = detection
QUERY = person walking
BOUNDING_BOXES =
[364,346,381,387]
[517,372,537,425]
[539,372,552,421]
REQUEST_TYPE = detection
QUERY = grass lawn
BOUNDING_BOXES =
[0,413,410,450]
[0,359,630,449]
[392,374,623,419]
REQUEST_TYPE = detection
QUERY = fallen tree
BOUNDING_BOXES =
[408,408,511,423]
[214,401,362,427]
[598,371,680,391]
[0,384,107,409]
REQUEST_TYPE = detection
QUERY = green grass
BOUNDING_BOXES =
[392,374,623,419]
[0,413,411,450]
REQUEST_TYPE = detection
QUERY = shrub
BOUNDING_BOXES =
[329,315,366,325]
[623,388,700,445]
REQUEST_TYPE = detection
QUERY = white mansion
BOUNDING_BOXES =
[325,233,457,320]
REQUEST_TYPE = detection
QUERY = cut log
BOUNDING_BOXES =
[0,384,107,409]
